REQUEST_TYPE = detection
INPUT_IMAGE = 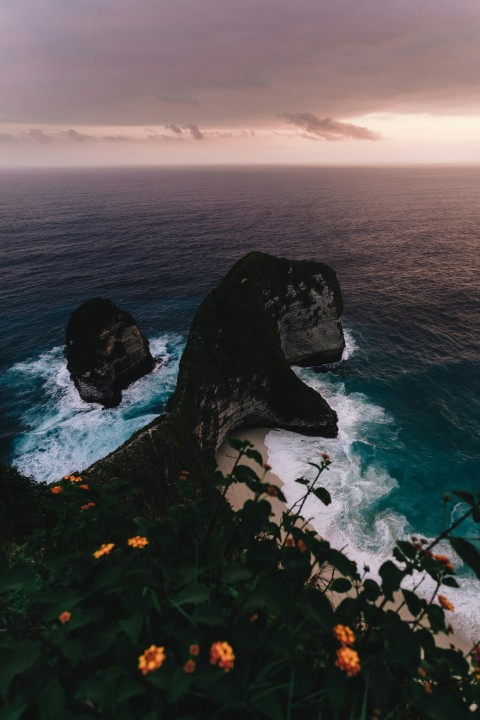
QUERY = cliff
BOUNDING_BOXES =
[65,298,155,407]
[84,253,344,514]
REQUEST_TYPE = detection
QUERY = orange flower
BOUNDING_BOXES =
[266,485,279,497]
[297,539,307,554]
[424,682,433,694]
[50,486,63,494]
[93,543,115,559]
[79,484,89,491]
[249,613,259,622]
[81,502,95,511]
[418,667,427,678]
[335,646,361,677]
[434,554,455,573]
[127,536,149,549]
[320,452,332,465]
[438,595,454,612]
[183,659,196,673]
[58,611,71,624]
[210,641,235,672]
[285,537,295,548]
[189,644,200,656]
[66,475,83,483]
[138,645,166,675]
[333,624,356,647]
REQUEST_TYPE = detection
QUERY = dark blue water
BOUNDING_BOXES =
[1,166,479,633]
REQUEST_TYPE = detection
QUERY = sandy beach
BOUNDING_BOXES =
[216,427,473,656]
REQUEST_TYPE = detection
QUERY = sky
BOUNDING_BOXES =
[1,0,480,167]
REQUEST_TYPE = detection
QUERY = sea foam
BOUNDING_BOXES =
[265,329,480,642]
[9,333,185,483]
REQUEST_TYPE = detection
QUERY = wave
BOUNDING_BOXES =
[9,333,185,483]
[265,333,480,643]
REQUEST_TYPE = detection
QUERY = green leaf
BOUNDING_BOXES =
[442,575,460,588]
[379,560,403,600]
[174,583,210,606]
[0,640,42,695]
[233,465,261,489]
[251,689,285,720]
[227,437,251,451]
[363,657,391,710]
[402,589,425,617]
[396,540,417,560]
[453,490,475,506]
[330,577,352,593]
[38,678,66,720]
[362,579,381,602]
[427,604,445,633]
[295,477,309,486]
[222,565,252,583]
[449,537,480,579]
[245,448,264,466]
[313,487,332,506]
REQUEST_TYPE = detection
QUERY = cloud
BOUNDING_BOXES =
[183,123,204,140]
[61,128,97,143]
[3,0,480,127]
[281,113,381,141]
[24,128,52,144]
[164,124,183,134]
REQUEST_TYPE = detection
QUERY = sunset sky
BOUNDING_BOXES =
[2,0,480,167]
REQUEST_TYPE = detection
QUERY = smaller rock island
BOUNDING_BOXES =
[65,298,155,407]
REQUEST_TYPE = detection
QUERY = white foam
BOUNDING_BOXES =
[266,335,480,643]
[10,333,185,483]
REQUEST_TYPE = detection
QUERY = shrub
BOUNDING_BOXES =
[1,444,479,719]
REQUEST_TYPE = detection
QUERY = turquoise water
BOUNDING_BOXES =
[0,166,478,636]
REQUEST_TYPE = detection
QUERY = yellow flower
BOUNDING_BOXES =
[183,659,196,673]
[210,641,235,672]
[93,543,115,559]
[127,536,149,549]
[138,645,166,675]
[58,611,71,624]
[50,486,63,494]
[335,647,361,676]
[438,594,454,612]
[333,624,356,647]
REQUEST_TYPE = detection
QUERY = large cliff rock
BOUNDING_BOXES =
[84,253,345,514]
[66,299,155,407]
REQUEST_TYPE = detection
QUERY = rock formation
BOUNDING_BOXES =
[84,253,345,514]
[66,298,155,407]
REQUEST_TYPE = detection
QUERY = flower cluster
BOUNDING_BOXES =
[81,502,95,511]
[438,594,454,612]
[183,643,200,673]
[333,624,360,676]
[320,452,332,465]
[333,624,355,647]
[64,474,83,483]
[434,554,455,573]
[58,611,71,624]
[138,645,166,675]
[50,486,63,494]
[127,535,149,549]
[210,641,235,672]
[93,543,115,559]
[335,647,361,677]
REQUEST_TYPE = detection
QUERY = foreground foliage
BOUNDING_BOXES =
[1,441,480,719]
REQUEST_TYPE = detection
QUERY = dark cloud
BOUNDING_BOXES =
[164,124,183,134]
[2,1,480,126]
[281,113,381,141]
[24,128,52,144]
[61,128,97,143]
[183,123,204,140]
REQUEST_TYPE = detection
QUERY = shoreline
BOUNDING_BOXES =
[216,426,473,656]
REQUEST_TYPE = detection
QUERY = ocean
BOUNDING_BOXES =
[0,166,479,637]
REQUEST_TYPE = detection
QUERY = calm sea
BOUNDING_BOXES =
[0,166,479,635]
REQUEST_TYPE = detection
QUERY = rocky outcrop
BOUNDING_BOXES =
[84,253,345,514]
[66,299,155,407]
